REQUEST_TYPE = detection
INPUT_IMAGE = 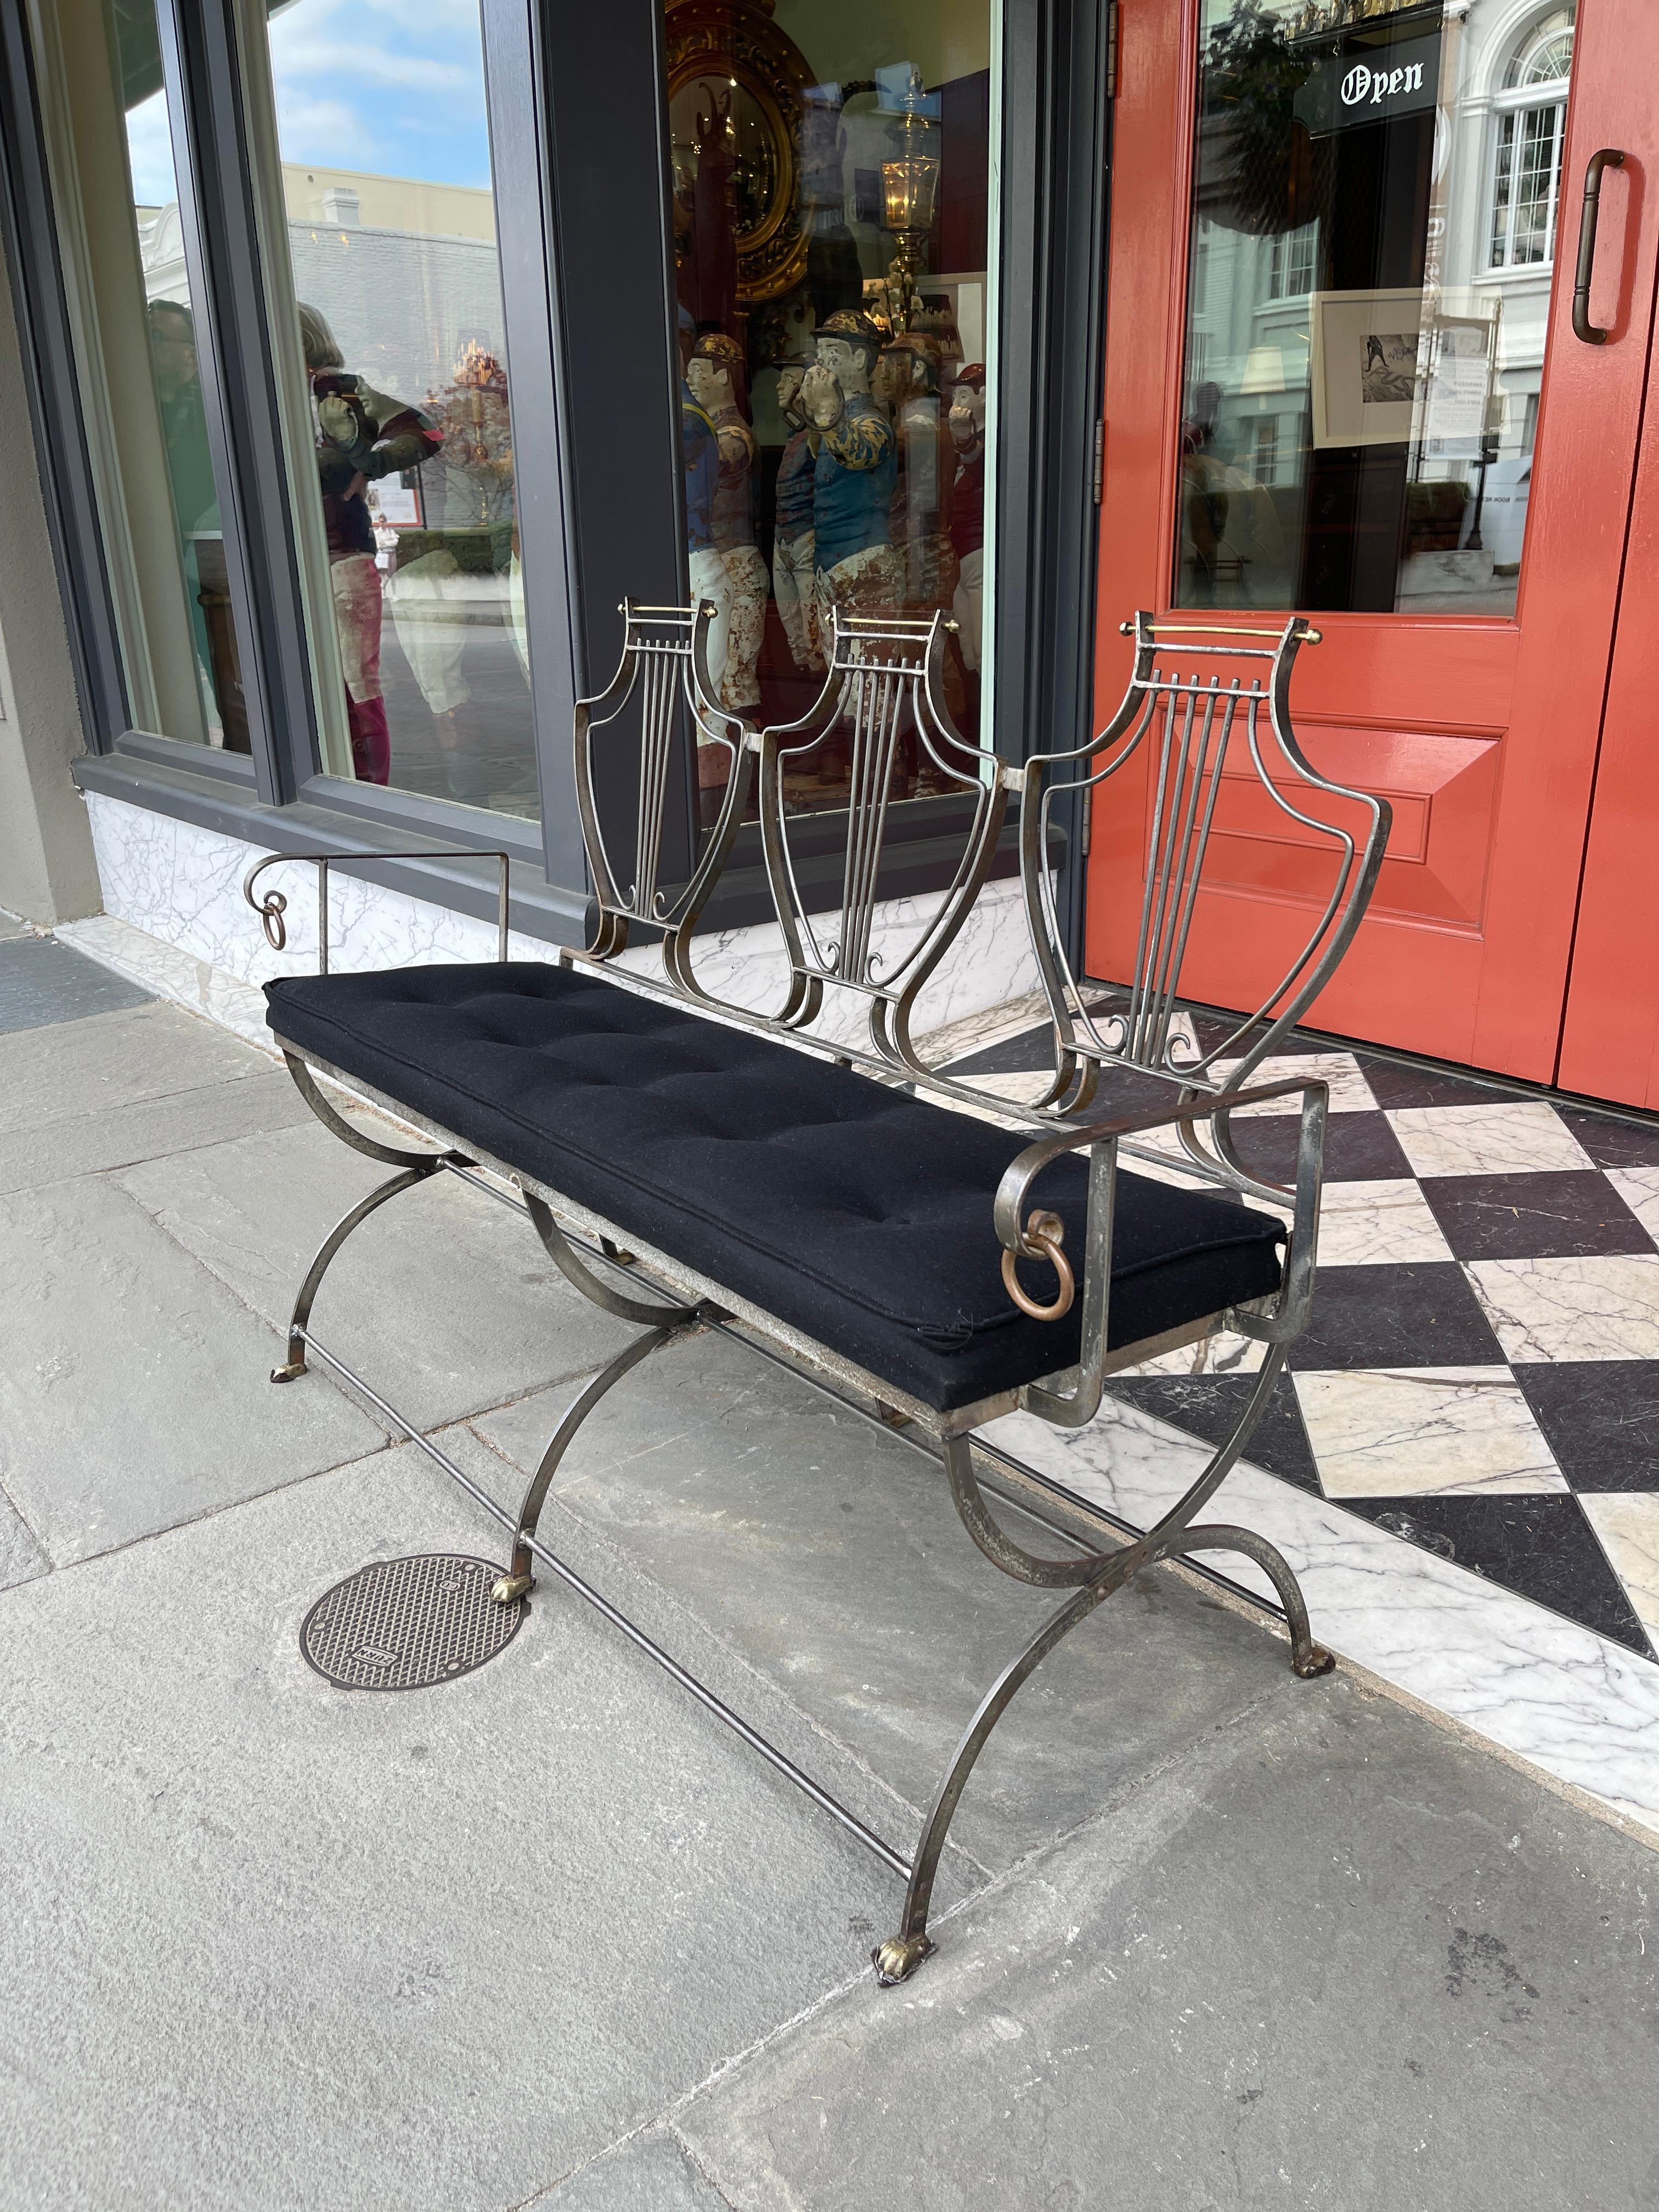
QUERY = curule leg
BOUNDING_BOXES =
[522,1193,699,1329]
[270,1161,439,1381]
[877,1347,1315,1984]
[492,1321,690,1601]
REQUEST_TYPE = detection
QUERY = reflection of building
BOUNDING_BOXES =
[138,166,510,415]
[1183,1,1573,604]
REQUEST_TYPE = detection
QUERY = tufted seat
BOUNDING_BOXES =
[264,962,1285,1413]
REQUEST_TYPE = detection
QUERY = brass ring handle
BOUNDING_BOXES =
[1000,1209,1076,1322]
[256,889,289,951]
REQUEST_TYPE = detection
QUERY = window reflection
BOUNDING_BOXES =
[262,3,538,815]
[1177,0,1575,619]
[666,0,995,815]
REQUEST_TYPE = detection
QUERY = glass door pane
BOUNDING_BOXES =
[1175,0,1575,618]
[257,0,538,815]
[663,0,996,817]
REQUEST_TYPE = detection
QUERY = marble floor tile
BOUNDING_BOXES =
[1211,1051,1378,1116]
[1579,1493,1659,1649]
[1355,1057,1518,1112]
[1387,1101,1593,1179]
[1104,1370,1321,1492]
[1605,1163,1659,1245]
[1288,1261,1506,1371]
[1227,1109,1416,1186]
[1421,1169,1653,1261]
[1293,1368,1567,1497]
[1340,1494,1652,1658]
[1313,1179,1453,1267]
[1113,1325,1268,1379]
[981,1397,1659,1838]
[1466,1255,1659,1364]
[1513,1360,1659,1493]
[1554,1105,1659,1173]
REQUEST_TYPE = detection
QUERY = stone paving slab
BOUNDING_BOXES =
[0,1174,383,1561]
[0,1488,50,1590]
[0,1444,893,2212]
[0,934,153,1032]
[0,1001,270,1136]
[676,1676,1659,2212]
[473,1328,1299,1877]
[119,1120,642,1434]
[540,2130,732,2209]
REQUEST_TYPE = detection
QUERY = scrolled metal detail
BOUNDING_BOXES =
[1000,1208,1074,1322]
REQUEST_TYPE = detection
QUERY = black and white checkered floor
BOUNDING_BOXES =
[948,1000,1659,1666]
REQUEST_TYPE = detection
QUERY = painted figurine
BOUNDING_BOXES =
[687,331,768,715]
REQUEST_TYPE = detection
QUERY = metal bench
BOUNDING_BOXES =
[244,599,1389,1984]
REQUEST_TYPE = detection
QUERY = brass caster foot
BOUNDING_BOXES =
[1294,1643,1336,1679]
[871,1933,934,1987]
[270,1361,307,1384]
[875,1402,912,1430]
[492,1572,534,1605]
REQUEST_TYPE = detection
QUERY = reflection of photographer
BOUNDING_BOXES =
[299,303,441,786]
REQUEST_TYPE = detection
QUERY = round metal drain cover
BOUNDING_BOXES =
[301,1554,524,1691]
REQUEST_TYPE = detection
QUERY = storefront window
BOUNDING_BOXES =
[664,0,995,817]
[1175,0,1575,619]
[35,0,251,748]
[257,0,538,815]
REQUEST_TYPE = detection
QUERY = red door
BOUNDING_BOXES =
[1086,0,1659,1087]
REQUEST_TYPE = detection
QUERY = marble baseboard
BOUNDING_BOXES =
[54,913,276,1055]
[82,792,1039,1056]
[982,1396,1659,1843]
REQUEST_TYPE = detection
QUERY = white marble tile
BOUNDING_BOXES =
[1387,1100,1593,1178]
[1294,1368,1567,1497]
[1314,1178,1453,1267]
[54,915,275,1056]
[1116,1326,1269,1379]
[1211,1051,1377,1116]
[980,1398,1659,1841]
[83,792,1042,1057]
[920,989,1052,1067]
[1466,1255,1659,1363]
[1579,1495,1659,1650]
[1606,1165,1659,1248]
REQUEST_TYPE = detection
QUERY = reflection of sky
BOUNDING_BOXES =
[126,0,493,206]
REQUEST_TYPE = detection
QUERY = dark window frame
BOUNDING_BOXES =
[2,0,1110,962]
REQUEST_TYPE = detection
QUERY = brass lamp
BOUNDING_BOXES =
[881,66,939,333]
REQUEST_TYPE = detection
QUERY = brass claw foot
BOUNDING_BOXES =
[492,1572,534,1605]
[1294,1643,1336,1679]
[270,1359,307,1384]
[871,1933,934,1987]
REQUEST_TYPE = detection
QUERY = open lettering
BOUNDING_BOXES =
[1340,60,1426,108]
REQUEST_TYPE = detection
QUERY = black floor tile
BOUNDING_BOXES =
[1286,1262,1508,1370]
[1102,1371,1322,1494]
[1513,1361,1659,1493]
[1226,1110,1415,1186]
[1341,1493,1655,1658]
[1555,1105,1659,1172]
[0,938,153,1034]
[1419,1170,1654,1261]
[1353,1057,1519,1111]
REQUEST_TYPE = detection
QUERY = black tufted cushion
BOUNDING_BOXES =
[265,962,1284,1412]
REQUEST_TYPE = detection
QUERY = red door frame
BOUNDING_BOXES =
[1084,0,1659,1088]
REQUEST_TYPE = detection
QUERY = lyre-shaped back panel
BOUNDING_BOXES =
[1021,613,1392,1113]
[757,610,1009,1069]
[573,600,749,981]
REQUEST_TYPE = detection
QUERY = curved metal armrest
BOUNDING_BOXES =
[996,1075,1329,1429]
[244,849,511,975]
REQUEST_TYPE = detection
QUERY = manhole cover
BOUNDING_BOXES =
[300,1554,525,1691]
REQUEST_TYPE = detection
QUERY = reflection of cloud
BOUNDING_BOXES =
[124,90,178,206]
[267,0,490,186]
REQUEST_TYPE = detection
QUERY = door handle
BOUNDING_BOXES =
[1573,148,1626,345]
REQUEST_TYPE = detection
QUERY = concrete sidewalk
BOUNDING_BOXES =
[1,958,1655,2211]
